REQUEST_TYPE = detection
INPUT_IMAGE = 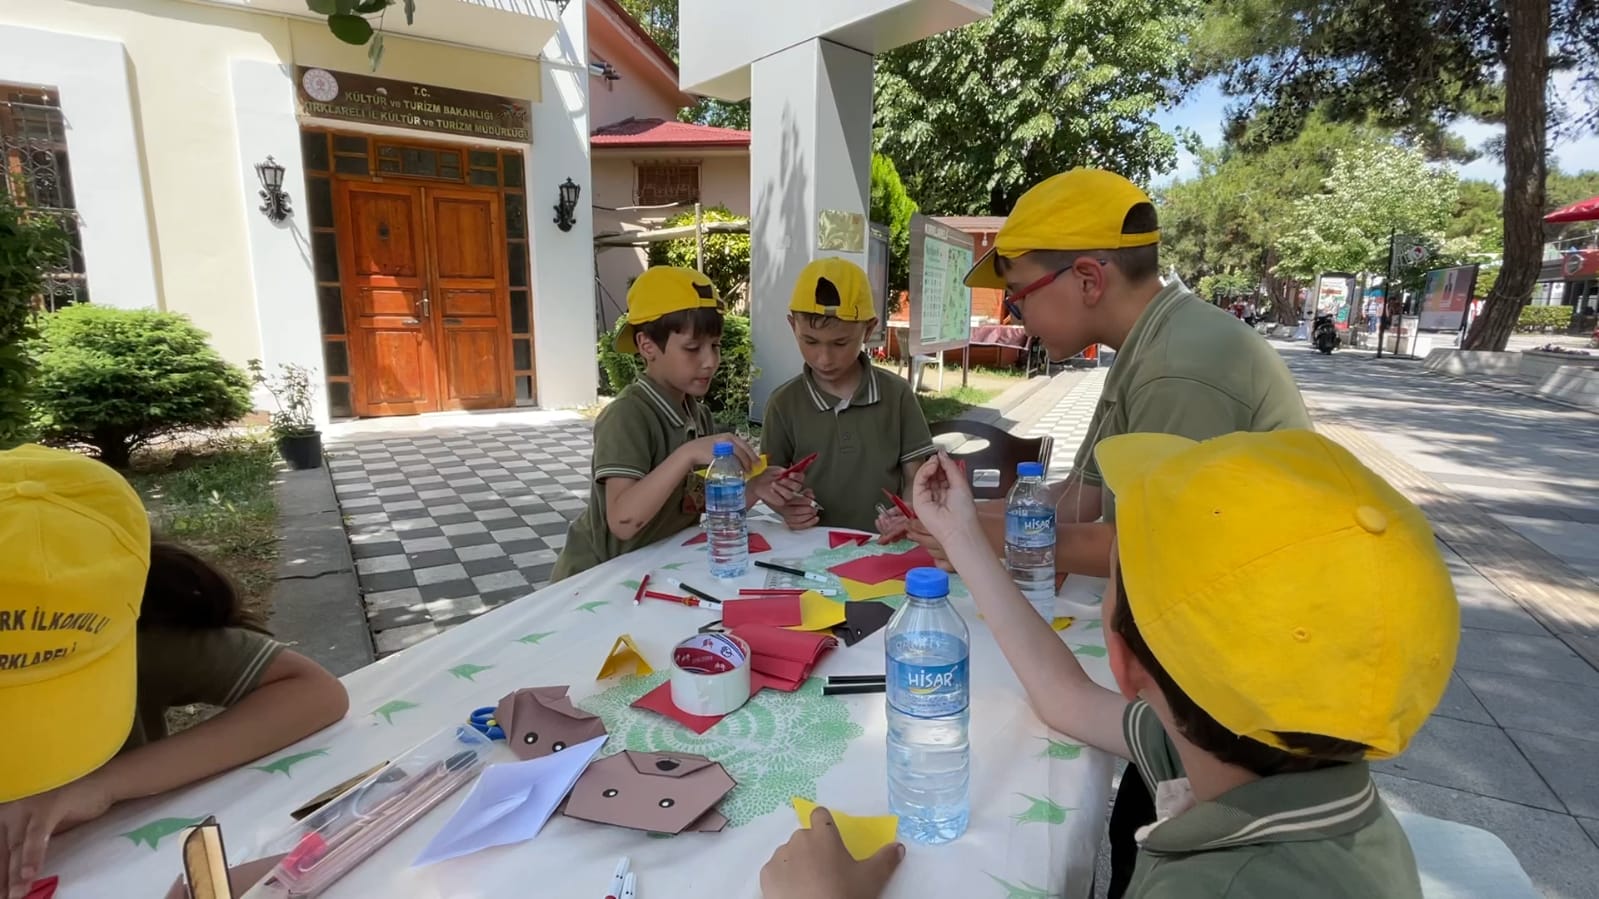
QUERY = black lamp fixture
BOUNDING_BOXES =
[553,177,581,232]
[255,156,291,223]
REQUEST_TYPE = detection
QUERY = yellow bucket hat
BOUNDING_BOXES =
[614,266,721,354]
[964,169,1159,289]
[1096,430,1458,760]
[0,445,150,801]
[789,257,875,322]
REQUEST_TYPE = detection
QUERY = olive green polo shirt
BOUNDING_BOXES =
[761,355,936,532]
[554,376,714,580]
[1122,701,1422,898]
[126,626,285,749]
[1074,282,1311,521]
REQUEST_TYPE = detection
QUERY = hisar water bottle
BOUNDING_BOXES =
[885,567,970,844]
[704,440,748,579]
[1005,461,1056,620]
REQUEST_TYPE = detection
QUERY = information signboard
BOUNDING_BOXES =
[907,214,974,356]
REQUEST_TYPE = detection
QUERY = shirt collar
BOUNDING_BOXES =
[1139,762,1383,855]
[636,375,691,430]
[1110,281,1188,384]
[802,353,879,413]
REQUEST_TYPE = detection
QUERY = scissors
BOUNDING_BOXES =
[468,706,505,741]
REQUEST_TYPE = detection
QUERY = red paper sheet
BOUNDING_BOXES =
[829,531,872,548]
[722,596,802,628]
[633,682,725,734]
[682,532,773,553]
[827,547,937,585]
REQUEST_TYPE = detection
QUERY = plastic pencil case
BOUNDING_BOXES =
[244,726,491,897]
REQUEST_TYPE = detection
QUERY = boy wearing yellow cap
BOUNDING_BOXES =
[759,257,935,534]
[1,445,348,897]
[886,432,1457,898]
[554,267,789,579]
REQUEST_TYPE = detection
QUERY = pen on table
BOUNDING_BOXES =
[667,579,723,606]
[632,574,651,606]
[605,857,630,899]
[827,674,887,685]
[622,871,637,899]
[645,591,710,608]
[823,682,886,696]
[753,560,829,584]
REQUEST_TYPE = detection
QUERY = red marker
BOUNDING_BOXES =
[632,574,650,606]
[779,452,819,479]
[882,488,917,520]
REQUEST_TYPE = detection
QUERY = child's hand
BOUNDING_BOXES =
[684,433,760,470]
[760,806,904,899]
[2,775,114,898]
[875,508,910,544]
[751,469,804,510]
[777,490,821,531]
[912,452,980,544]
[902,517,955,572]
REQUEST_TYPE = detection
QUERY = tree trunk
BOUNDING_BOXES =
[1464,0,1549,351]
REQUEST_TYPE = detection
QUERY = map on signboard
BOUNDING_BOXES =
[908,215,975,356]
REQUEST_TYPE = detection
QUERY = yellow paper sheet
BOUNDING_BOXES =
[695,453,768,480]
[791,797,899,862]
[785,591,847,632]
[1052,616,1075,631]
[838,578,904,602]
[596,634,653,679]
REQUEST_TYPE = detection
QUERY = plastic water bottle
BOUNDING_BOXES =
[885,567,970,844]
[1005,461,1056,620]
[704,441,748,579]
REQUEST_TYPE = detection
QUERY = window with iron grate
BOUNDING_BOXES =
[635,163,699,207]
[1,85,88,309]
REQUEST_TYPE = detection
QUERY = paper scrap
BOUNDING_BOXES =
[1051,617,1075,632]
[413,735,606,866]
[791,797,899,862]
[828,531,871,549]
[682,532,773,553]
[633,681,725,734]
[834,601,895,646]
[788,591,846,632]
[597,634,654,680]
[838,578,905,602]
[723,596,802,628]
[828,548,936,586]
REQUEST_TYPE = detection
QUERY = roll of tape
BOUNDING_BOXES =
[670,633,752,717]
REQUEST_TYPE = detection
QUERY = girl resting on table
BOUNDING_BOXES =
[0,444,349,899]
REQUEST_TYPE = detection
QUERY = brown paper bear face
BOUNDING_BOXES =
[562,751,735,835]
[496,686,608,761]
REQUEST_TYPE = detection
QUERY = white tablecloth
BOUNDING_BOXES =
[49,525,1114,898]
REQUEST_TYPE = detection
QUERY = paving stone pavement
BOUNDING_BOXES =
[325,416,594,655]
[1027,366,1107,481]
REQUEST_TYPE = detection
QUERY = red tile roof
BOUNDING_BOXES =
[591,117,751,149]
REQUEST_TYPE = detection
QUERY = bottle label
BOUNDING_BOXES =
[1006,509,1055,549]
[886,636,969,719]
[705,481,744,513]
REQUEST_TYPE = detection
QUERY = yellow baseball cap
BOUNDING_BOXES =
[1097,430,1457,760]
[614,266,721,354]
[0,445,149,801]
[789,257,875,322]
[964,169,1159,289]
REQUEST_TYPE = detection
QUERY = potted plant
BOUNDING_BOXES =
[248,360,322,470]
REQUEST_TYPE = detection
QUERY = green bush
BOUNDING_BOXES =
[30,305,253,468]
[596,313,758,427]
[0,197,68,448]
[1516,305,1573,333]
[870,153,918,312]
[646,206,750,302]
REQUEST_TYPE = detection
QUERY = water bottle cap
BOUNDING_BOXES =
[905,567,949,598]
[1017,462,1044,478]
[712,441,734,457]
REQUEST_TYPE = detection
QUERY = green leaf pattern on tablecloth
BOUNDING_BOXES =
[1070,644,1106,658]
[1010,794,1069,825]
[449,663,494,681]
[579,674,862,828]
[372,699,420,724]
[758,542,963,600]
[986,874,1053,899]
[1080,619,1101,630]
[516,631,556,645]
[659,561,689,570]
[1037,738,1082,760]
[121,816,207,850]
[576,600,609,613]
[621,579,641,591]
[251,748,329,777]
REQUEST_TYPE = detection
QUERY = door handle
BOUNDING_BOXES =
[421,290,432,320]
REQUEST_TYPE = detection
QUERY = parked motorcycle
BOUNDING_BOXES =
[1313,313,1338,355]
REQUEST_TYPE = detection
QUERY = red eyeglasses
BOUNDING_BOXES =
[1002,259,1106,323]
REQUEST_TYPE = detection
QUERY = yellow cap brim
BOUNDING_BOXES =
[613,323,640,355]
[0,633,137,801]
[963,248,1005,289]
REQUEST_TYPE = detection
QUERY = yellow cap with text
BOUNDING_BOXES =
[964,169,1159,289]
[789,257,875,322]
[0,445,150,801]
[1096,430,1457,760]
[614,266,721,354]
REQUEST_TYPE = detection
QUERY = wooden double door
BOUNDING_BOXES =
[337,181,512,416]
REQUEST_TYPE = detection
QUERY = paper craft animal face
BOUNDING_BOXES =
[496,686,608,762]
[563,751,735,835]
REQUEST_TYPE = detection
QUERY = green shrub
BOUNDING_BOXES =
[596,313,758,427]
[30,305,253,468]
[870,153,918,312]
[0,197,68,448]
[1516,305,1573,333]
[646,206,750,302]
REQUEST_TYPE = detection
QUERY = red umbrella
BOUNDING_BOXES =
[1545,195,1599,223]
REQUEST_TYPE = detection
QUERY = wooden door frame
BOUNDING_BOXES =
[420,183,514,410]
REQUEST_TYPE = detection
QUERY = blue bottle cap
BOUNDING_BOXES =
[905,567,949,598]
[712,440,734,457]
[1017,461,1044,478]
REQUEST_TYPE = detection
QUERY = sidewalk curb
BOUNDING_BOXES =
[269,463,376,676]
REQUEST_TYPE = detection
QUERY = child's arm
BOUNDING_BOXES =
[605,434,757,540]
[913,453,1131,759]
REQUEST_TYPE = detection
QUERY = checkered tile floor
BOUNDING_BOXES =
[326,420,594,655]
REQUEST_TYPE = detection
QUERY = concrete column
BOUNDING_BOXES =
[528,4,597,409]
[747,39,874,420]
